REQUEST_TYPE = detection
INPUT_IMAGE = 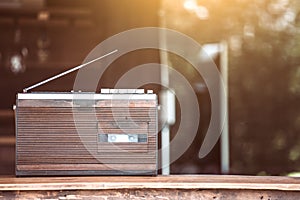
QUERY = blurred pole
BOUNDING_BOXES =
[220,41,230,174]
[159,9,170,175]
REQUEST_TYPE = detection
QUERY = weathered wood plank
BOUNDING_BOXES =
[0,175,300,191]
[1,189,300,200]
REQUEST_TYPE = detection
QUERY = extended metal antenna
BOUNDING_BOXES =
[23,49,118,93]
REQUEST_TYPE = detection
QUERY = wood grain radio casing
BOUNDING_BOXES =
[14,50,158,176]
[15,89,158,176]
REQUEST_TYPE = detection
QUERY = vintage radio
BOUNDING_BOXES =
[15,50,158,176]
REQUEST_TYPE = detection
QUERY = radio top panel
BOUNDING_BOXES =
[17,89,156,101]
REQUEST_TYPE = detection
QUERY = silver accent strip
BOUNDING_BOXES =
[100,89,145,94]
[17,93,157,100]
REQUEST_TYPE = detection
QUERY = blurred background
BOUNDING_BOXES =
[1,0,300,176]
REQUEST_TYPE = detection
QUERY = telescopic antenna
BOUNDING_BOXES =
[23,49,118,93]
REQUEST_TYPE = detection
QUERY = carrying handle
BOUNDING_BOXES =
[23,49,118,93]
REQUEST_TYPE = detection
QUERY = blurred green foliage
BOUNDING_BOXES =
[162,0,300,175]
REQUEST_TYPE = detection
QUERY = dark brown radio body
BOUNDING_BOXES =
[15,89,158,176]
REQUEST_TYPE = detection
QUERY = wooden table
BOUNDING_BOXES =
[0,175,300,199]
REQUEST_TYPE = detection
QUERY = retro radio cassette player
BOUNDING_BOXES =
[14,50,158,176]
